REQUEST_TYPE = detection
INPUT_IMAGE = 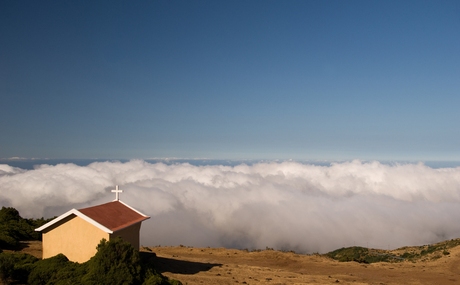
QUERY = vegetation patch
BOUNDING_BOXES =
[397,239,460,262]
[0,207,181,284]
[0,206,54,249]
[325,239,460,264]
[325,246,400,263]
[0,237,182,285]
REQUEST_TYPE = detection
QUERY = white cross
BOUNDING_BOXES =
[111,185,123,201]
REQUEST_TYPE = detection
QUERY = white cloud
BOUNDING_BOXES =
[1,159,460,253]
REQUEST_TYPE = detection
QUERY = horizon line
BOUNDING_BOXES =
[2,157,460,163]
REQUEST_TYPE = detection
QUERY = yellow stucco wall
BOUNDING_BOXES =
[42,215,109,263]
[110,222,142,250]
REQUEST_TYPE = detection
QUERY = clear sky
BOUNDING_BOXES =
[1,0,459,161]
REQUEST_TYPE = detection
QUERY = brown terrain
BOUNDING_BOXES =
[11,240,460,284]
[143,244,460,285]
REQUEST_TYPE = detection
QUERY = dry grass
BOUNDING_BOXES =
[8,240,460,284]
[143,243,460,285]
[2,241,42,259]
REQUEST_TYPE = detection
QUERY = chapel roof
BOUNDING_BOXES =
[79,201,149,232]
[35,200,150,234]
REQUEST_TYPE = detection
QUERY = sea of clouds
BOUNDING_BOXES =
[1,159,460,253]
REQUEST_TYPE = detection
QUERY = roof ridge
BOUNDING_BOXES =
[36,201,150,233]
[35,208,114,233]
[118,200,149,217]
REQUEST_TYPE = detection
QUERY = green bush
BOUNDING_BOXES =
[0,253,15,283]
[326,246,400,264]
[402,252,414,259]
[1,211,182,285]
[0,238,182,285]
[28,254,71,285]
[83,237,143,285]
[46,262,88,285]
[142,273,164,285]
[326,246,370,263]
[0,207,21,223]
[0,252,39,284]
[0,207,55,249]
[0,227,19,249]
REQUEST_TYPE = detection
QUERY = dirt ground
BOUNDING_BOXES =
[11,241,460,284]
[144,245,460,285]
[2,241,42,259]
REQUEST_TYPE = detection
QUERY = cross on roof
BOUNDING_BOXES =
[111,185,123,201]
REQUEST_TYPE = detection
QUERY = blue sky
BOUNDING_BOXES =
[1,0,459,161]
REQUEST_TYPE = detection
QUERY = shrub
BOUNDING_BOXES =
[1,218,182,285]
[0,253,15,283]
[0,206,55,249]
[28,254,70,285]
[325,247,400,264]
[327,247,370,263]
[10,253,39,283]
[83,237,143,285]
[142,273,164,285]
[0,252,39,284]
[0,228,19,249]
[402,252,414,259]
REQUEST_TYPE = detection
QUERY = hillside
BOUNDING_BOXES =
[7,239,460,284]
[143,239,460,285]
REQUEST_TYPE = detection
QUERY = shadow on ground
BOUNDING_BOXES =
[140,252,222,275]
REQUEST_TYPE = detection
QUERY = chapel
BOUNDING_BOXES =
[35,186,150,263]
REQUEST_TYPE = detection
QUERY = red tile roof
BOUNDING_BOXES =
[78,201,149,232]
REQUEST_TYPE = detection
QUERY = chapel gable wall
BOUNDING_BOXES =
[42,215,109,263]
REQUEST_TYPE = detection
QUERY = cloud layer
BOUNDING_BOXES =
[1,160,460,253]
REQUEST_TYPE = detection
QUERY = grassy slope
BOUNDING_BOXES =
[325,238,460,263]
